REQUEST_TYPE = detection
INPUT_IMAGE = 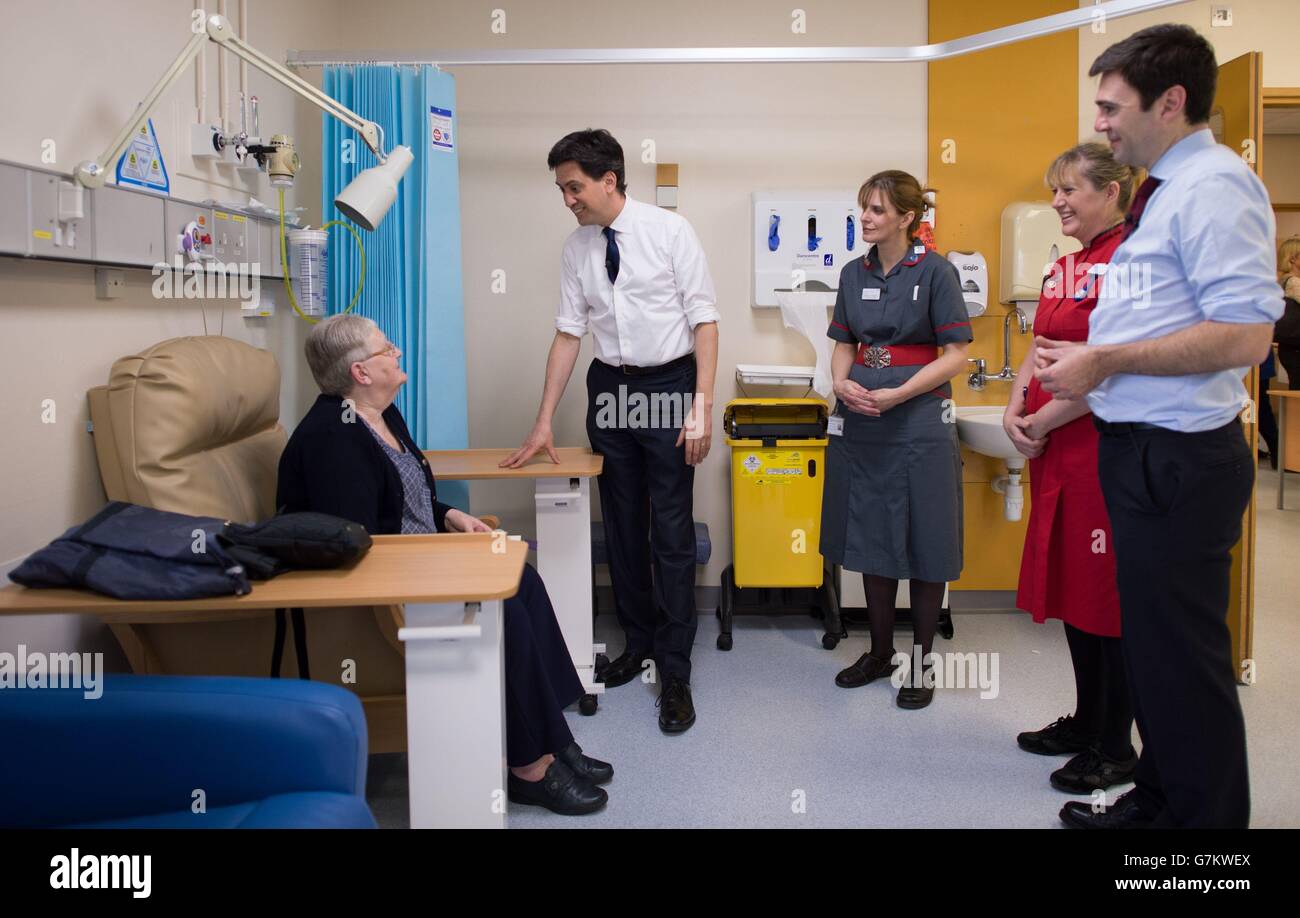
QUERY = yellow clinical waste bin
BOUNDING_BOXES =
[718,399,843,651]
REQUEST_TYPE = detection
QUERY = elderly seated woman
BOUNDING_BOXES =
[277,314,611,816]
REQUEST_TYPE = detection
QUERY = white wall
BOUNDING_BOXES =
[0,0,343,655]
[338,0,929,584]
[1078,0,1300,140]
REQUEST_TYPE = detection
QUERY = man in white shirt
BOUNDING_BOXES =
[503,129,719,734]
[1036,24,1282,829]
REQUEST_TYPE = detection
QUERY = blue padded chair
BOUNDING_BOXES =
[590,520,712,617]
[0,674,376,829]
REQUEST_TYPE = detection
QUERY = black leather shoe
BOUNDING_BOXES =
[1050,746,1138,794]
[557,742,613,786]
[657,676,696,734]
[595,650,648,689]
[1017,714,1096,756]
[1060,788,1154,829]
[507,759,607,816]
[835,651,897,688]
[896,668,935,709]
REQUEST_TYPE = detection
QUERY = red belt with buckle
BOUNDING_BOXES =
[855,343,938,369]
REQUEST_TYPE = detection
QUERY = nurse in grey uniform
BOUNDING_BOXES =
[820,170,973,709]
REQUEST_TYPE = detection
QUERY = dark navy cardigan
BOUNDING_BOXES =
[276,393,453,535]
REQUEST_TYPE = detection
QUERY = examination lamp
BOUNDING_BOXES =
[73,13,411,231]
[334,146,414,232]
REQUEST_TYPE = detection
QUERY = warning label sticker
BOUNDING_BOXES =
[740,450,805,481]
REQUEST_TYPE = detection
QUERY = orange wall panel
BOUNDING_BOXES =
[929,0,1076,589]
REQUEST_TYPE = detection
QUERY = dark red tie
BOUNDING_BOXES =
[1123,176,1163,240]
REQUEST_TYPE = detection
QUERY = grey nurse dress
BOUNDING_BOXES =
[819,241,974,582]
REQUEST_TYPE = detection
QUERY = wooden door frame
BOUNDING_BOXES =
[1211,53,1263,681]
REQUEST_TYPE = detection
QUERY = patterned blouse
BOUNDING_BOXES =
[362,420,437,534]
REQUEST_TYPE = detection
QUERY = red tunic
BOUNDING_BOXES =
[1015,222,1124,637]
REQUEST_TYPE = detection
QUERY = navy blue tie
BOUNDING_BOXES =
[603,226,620,285]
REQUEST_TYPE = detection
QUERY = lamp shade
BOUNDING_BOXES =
[333,145,414,231]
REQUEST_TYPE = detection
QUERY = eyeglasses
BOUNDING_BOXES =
[362,341,401,360]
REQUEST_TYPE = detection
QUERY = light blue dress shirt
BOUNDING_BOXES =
[1086,128,1283,431]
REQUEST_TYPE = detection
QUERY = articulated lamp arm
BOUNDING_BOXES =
[206,14,384,159]
[74,28,208,188]
[73,13,386,190]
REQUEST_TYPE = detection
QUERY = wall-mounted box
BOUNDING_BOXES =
[29,171,93,261]
[91,185,165,267]
[752,191,859,307]
[999,201,1081,306]
[0,163,29,256]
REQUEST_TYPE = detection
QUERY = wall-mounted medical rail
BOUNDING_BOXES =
[0,158,287,278]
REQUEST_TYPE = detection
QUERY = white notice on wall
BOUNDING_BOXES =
[430,106,454,153]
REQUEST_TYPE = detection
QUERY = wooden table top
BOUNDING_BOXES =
[0,534,527,617]
[423,447,603,480]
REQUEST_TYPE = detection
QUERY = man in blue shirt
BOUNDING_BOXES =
[1036,24,1282,829]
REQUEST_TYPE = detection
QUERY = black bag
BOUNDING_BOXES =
[217,512,372,580]
[10,502,250,600]
[1275,296,1300,351]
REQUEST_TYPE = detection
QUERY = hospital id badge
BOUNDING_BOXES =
[827,415,845,436]
[862,288,882,301]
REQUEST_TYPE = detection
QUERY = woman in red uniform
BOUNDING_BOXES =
[1003,143,1137,794]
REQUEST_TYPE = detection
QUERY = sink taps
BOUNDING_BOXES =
[1002,306,1030,375]
[968,307,1028,390]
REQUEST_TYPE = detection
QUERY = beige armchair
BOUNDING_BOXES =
[87,335,411,752]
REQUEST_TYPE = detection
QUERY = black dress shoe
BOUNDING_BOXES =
[835,651,897,688]
[657,676,696,734]
[1050,746,1138,794]
[507,759,607,816]
[1017,714,1096,756]
[595,650,648,689]
[1060,788,1154,829]
[557,742,613,785]
[896,667,935,709]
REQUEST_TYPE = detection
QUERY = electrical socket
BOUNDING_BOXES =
[95,268,126,300]
[1211,5,1232,27]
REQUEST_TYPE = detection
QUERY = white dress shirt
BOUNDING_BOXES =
[1086,128,1284,431]
[556,196,719,367]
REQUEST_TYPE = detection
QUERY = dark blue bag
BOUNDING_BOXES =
[9,502,251,600]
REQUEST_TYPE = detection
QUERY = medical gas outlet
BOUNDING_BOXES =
[178,219,213,262]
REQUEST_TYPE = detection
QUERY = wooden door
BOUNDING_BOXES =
[1210,52,1263,682]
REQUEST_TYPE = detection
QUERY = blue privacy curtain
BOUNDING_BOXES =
[322,65,469,511]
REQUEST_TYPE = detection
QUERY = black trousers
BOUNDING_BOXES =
[586,357,698,681]
[1096,418,1252,827]
[1278,345,1300,391]
[504,562,584,766]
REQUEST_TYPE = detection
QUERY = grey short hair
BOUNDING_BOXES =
[304,314,378,396]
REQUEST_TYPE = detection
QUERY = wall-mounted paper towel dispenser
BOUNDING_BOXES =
[1000,202,1081,309]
